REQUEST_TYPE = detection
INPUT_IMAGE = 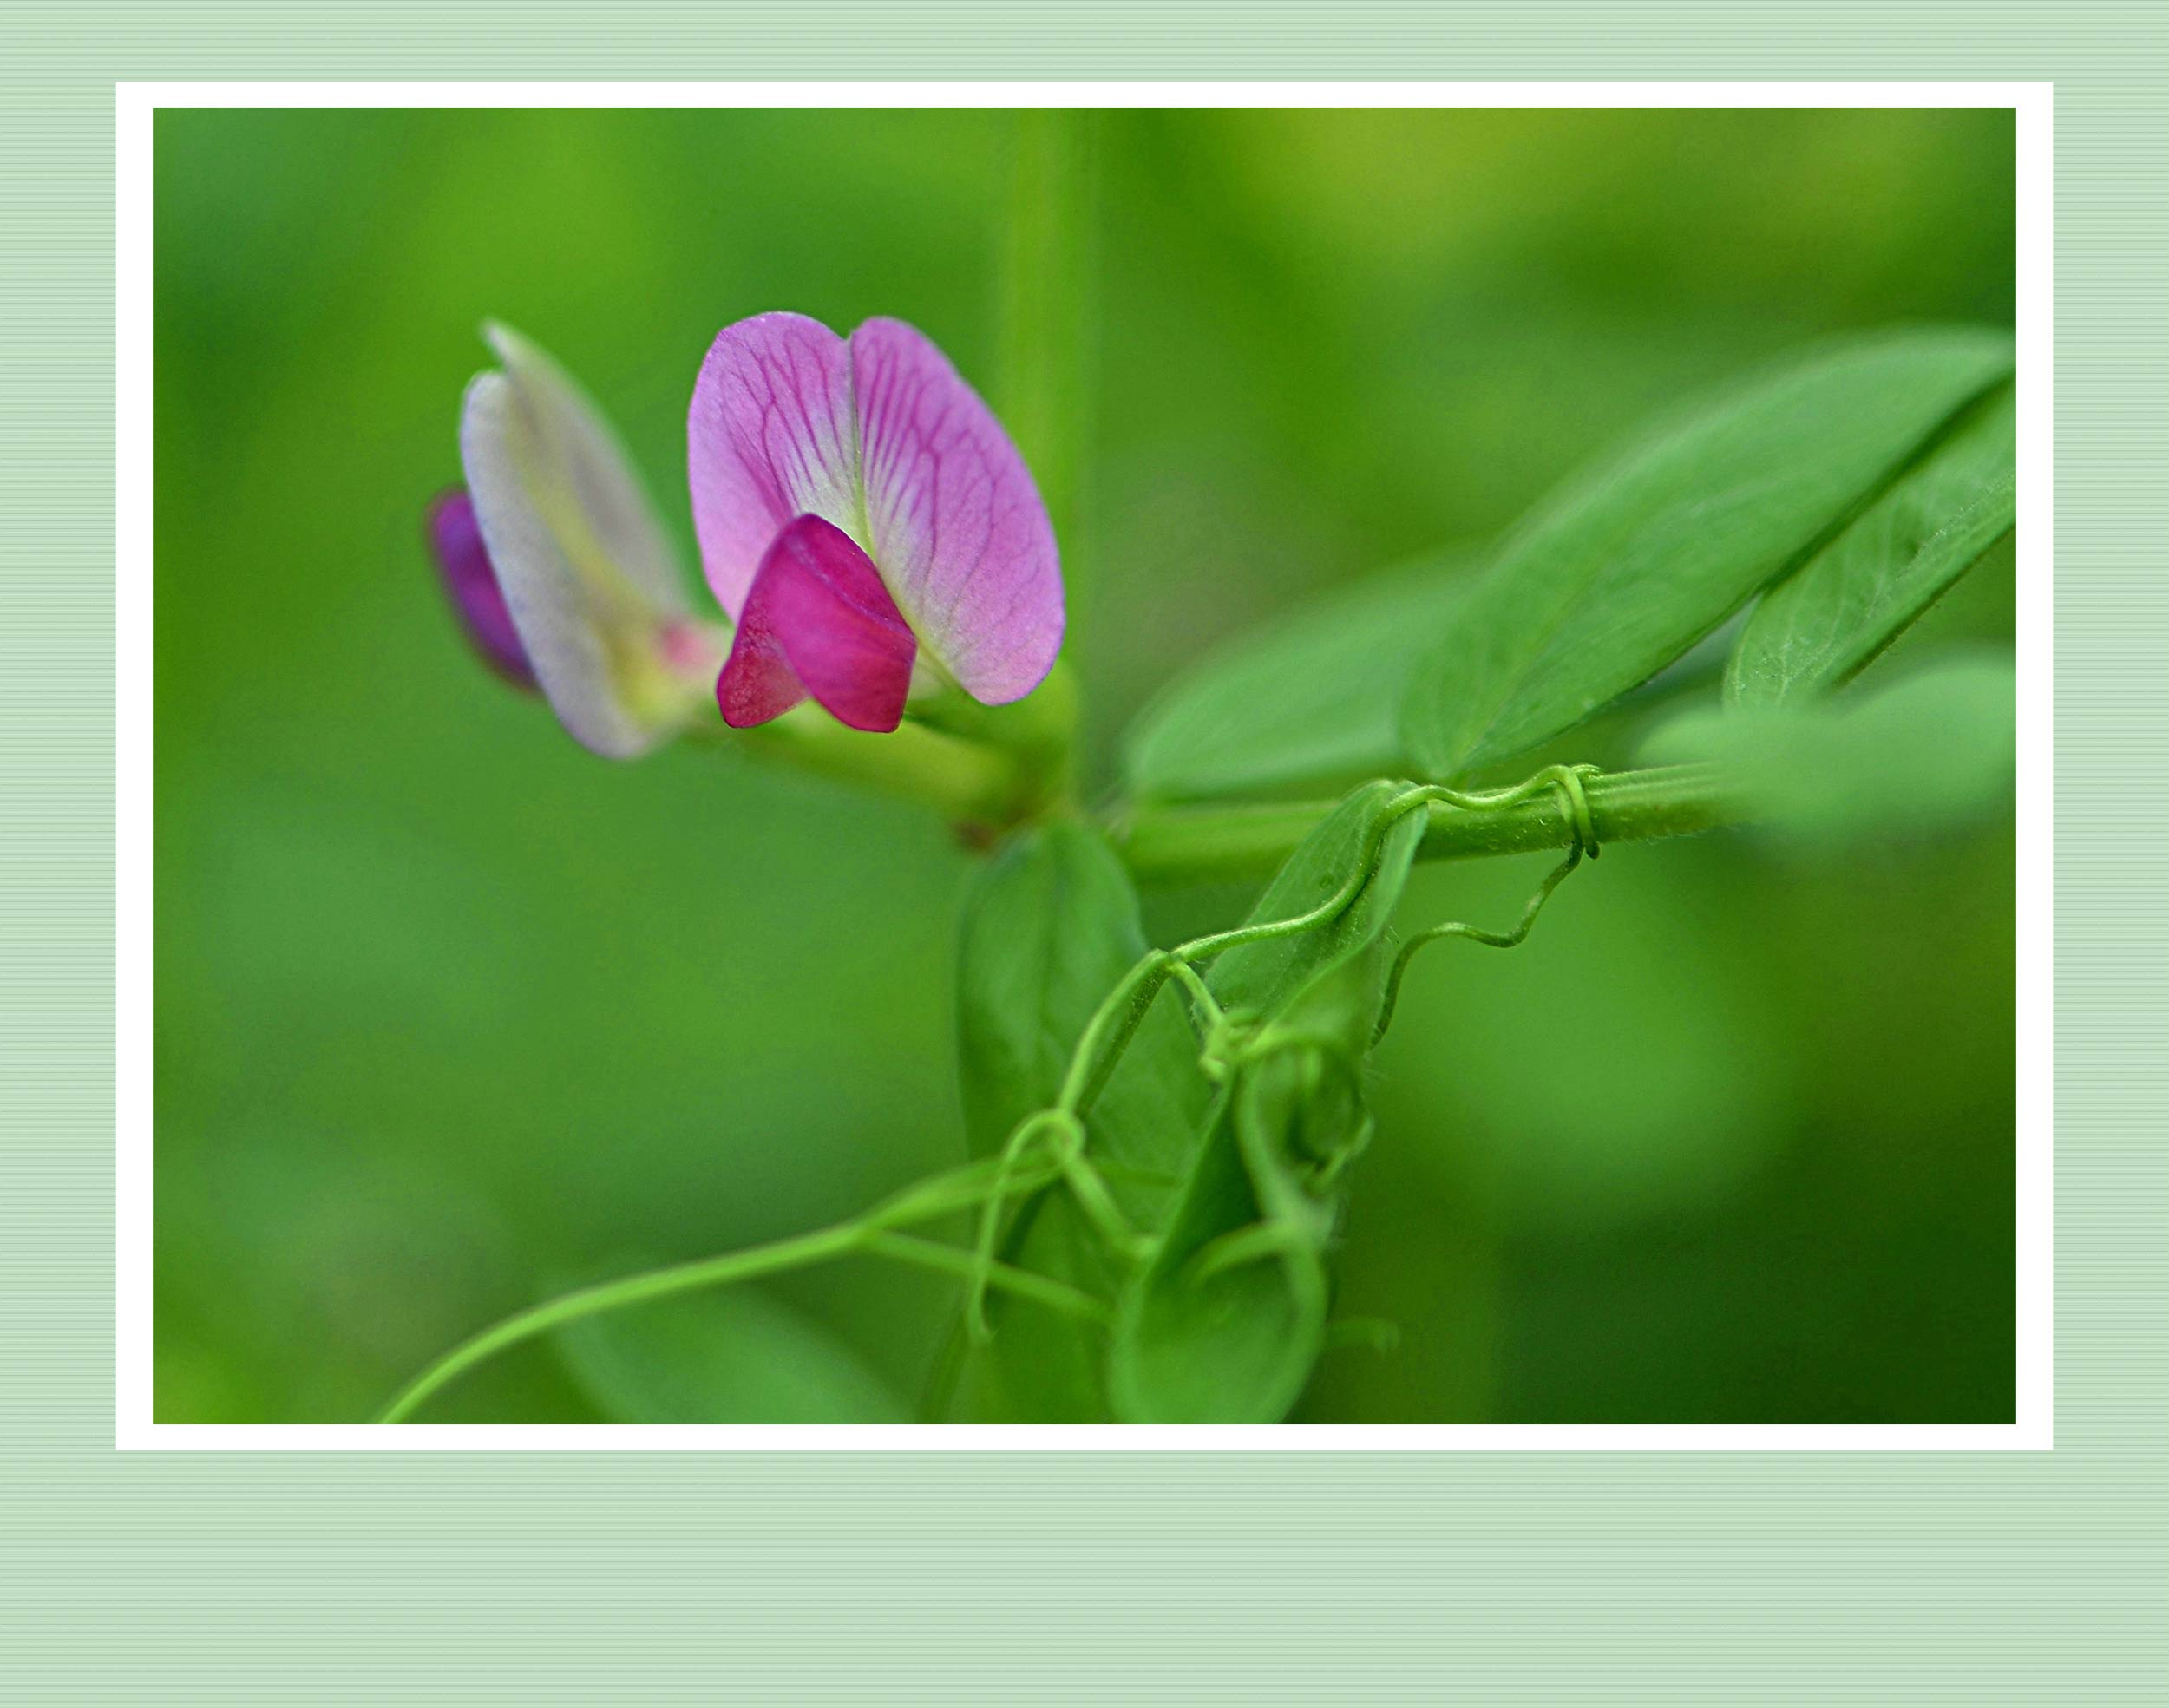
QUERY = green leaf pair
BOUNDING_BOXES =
[1122,549,1478,802]
[1726,383,2016,706]
[956,786,1431,1423]
[1126,326,2016,802]
[952,823,1207,1420]
[1111,785,1430,1423]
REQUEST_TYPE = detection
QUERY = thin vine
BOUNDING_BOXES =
[376,764,1604,1423]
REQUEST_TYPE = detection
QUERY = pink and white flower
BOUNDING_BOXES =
[689,313,1064,734]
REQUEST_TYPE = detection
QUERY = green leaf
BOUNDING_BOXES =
[557,1284,907,1423]
[1207,781,1430,1020]
[1641,651,2015,843]
[1110,980,1386,1426]
[1727,383,2016,707]
[1121,549,1476,802]
[1109,1089,1331,1423]
[953,821,1208,1420]
[1110,784,1425,1423]
[957,821,1204,1180]
[1401,326,2015,780]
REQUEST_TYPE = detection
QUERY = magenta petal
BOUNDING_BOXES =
[849,317,1064,704]
[425,486,536,689]
[717,515,917,734]
[688,313,862,622]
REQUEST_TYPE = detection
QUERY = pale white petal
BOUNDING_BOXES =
[462,370,668,758]
[483,322,689,621]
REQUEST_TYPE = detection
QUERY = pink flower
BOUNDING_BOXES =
[689,314,1065,735]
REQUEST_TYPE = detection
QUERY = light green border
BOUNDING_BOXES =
[7,5,2164,1701]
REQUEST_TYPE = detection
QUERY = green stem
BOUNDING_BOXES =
[724,710,1026,827]
[376,1222,862,1424]
[1113,763,1740,887]
[860,1232,1111,1325]
[1056,952,1175,1116]
[999,109,1096,608]
[1169,782,1436,962]
[376,1156,1064,1424]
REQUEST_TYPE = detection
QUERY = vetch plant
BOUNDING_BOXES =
[396,288,2017,1424]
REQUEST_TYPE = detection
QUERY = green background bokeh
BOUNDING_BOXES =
[153,106,2015,1423]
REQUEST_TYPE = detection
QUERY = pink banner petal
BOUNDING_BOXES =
[849,317,1063,704]
[717,515,917,734]
[688,313,864,622]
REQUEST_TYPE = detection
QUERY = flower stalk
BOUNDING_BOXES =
[711,673,1075,832]
[1111,762,1742,886]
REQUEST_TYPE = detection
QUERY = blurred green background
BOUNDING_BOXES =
[154,107,2015,1423]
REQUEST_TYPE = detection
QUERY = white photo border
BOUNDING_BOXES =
[117,79,2053,1451]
